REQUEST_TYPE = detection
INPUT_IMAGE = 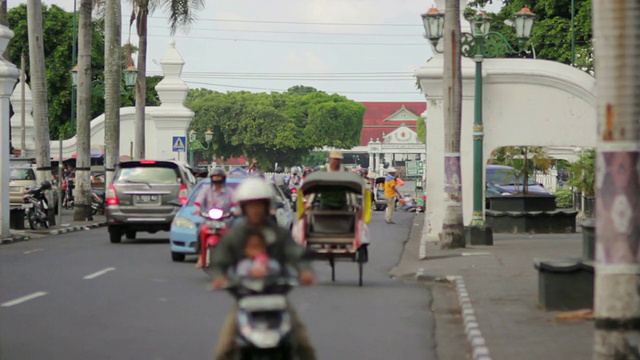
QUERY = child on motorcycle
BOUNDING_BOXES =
[235,229,281,279]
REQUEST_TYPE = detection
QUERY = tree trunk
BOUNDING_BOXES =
[134,7,147,160]
[73,0,92,221]
[104,0,121,189]
[26,0,52,217]
[592,0,640,358]
[441,0,465,249]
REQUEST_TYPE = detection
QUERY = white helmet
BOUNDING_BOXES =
[233,178,273,204]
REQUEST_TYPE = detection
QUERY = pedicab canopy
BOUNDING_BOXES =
[300,172,367,194]
[297,171,372,223]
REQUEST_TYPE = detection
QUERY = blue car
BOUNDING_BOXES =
[169,176,295,262]
[169,177,245,262]
[486,165,552,206]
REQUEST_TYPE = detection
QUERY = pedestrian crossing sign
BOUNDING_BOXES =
[172,136,186,152]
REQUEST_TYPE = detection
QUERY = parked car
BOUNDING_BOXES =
[106,160,197,243]
[9,166,38,205]
[169,175,295,262]
[371,176,387,211]
[10,166,59,214]
[486,165,552,207]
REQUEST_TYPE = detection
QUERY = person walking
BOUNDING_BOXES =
[384,167,402,224]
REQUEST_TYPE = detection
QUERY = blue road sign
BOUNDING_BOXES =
[172,136,186,152]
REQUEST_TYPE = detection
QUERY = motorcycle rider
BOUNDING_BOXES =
[193,168,233,268]
[209,178,316,360]
[272,166,288,194]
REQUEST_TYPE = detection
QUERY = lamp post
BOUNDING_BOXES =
[422,5,535,232]
[188,129,213,167]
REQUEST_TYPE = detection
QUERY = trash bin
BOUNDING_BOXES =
[534,258,594,310]
[10,207,25,230]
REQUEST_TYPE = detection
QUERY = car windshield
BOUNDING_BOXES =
[187,179,243,206]
[487,168,537,186]
[117,167,179,185]
[10,168,36,181]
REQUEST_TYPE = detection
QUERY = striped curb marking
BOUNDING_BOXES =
[1,222,106,244]
[446,275,492,360]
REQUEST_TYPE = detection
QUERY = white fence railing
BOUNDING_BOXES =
[534,169,558,193]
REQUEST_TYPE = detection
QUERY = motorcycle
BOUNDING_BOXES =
[289,187,299,211]
[23,181,52,230]
[91,189,105,215]
[224,276,299,359]
[198,207,233,271]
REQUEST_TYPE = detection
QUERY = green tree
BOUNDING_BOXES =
[489,146,552,193]
[186,88,365,168]
[9,4,105,139]
[468,0,593,74]
[568,148,595,196]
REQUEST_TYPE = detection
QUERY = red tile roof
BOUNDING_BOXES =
[358,102,425,146]
[360,102,425,126]
[215,156,248,166]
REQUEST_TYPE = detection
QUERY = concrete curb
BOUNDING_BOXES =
[2,222,107,245]
[446,275,492,360]
[47,222,107,235]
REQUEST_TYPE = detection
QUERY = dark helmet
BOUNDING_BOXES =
[209,167,227,180]
[40,181,52,191]
[275,166,284,174]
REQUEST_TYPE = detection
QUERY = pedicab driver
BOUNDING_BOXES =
[208,178,317,360]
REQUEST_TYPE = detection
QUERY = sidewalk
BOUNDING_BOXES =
[2,209,106,244]
[393,215,593,360]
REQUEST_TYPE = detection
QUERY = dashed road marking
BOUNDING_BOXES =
[461,252,492,257]
[83,267,116,280]
[1,291,48,307]
[23,248,44,254]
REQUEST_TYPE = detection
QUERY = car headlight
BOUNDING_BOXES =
[172,216,195,229]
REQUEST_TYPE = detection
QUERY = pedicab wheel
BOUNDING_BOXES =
[27,210,37,230]
[358,261,363,287]
[329,256,335,282]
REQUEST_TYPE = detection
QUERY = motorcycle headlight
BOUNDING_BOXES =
[172,216,195,229]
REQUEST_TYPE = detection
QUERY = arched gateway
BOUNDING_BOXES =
[415,0,597,241]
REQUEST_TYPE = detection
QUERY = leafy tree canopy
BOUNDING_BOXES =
[416,116,426,144]
[8,4,160,139]
[467,0,593,74]
[186,88,365,168]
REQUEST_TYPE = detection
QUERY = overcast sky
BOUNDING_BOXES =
[21,0,500,102]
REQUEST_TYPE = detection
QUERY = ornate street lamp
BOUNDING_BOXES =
[421,7,445,48]
[188,129,214,167]
[514,5,536,48]
[421,6,535,241]
[70,65,78,87]
[123,64,138,88]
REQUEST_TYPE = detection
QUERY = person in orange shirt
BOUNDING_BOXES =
[383,167,402,224]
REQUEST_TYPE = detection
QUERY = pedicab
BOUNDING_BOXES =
[291,172,372,286]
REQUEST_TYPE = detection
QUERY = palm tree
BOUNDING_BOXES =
[440,0,464,249]
[104,0,121,189]
[131,0,204,160]
[26,0,52,221]
[73,0,93,221]
[592,0,640,357]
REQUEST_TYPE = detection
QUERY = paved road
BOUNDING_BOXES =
[0,211,435,359]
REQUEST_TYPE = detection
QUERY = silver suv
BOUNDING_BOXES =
[106,160,196,243]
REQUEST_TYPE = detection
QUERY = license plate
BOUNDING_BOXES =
[135,195,158,203]
[206,220,225,229]
[22,203,33,209]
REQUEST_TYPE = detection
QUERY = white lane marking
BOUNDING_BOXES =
[23,248,44,254]
[1,291,48,307]
[461,252,492,257]
[83,267,116,280]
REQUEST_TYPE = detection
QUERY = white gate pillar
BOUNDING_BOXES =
[0,25,22,239]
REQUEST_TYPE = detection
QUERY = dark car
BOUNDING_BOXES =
[106,160,197,243]
[486,165,551,202]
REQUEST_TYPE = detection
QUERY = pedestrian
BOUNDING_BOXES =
[384,167,402,224]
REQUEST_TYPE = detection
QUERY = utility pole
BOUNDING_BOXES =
[73,0,92,221]
[441,0,465,249]
[134,6,148,160]
[592,0,640,358]
[26,0,52,219]
[104,0,121,189]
